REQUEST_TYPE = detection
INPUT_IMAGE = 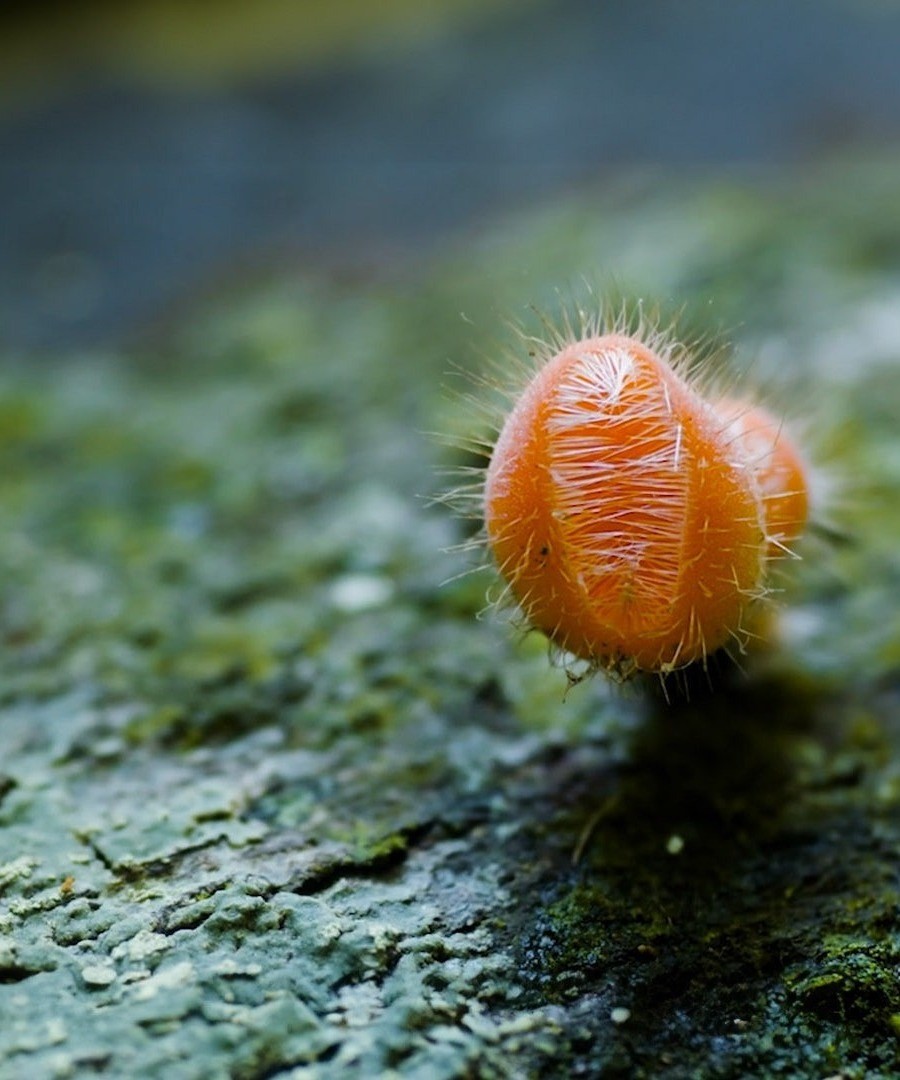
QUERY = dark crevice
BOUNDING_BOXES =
[0,964,42,984]
[152,878,233,935]
[288,819,437,897]
[75,830,240,884]
[0,774,18,807]
[77,835,117,874]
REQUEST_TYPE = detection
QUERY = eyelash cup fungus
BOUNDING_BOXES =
[481,324,810,682]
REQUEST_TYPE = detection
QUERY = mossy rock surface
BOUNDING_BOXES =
[1,158,900,1078]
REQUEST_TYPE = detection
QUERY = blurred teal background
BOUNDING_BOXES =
[1,0,900,351]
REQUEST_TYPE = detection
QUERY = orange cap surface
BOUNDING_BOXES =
[484,335,770,673]
[713,398,810,558]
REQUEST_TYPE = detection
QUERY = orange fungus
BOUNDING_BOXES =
[713,398,810,558]
[482,332,809,676]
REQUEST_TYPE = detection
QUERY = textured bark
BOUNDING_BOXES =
[1,162,899,1078]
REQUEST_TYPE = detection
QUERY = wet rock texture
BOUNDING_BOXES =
[1,164,900,1077]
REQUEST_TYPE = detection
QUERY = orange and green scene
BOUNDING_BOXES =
[1,2,900,1077]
